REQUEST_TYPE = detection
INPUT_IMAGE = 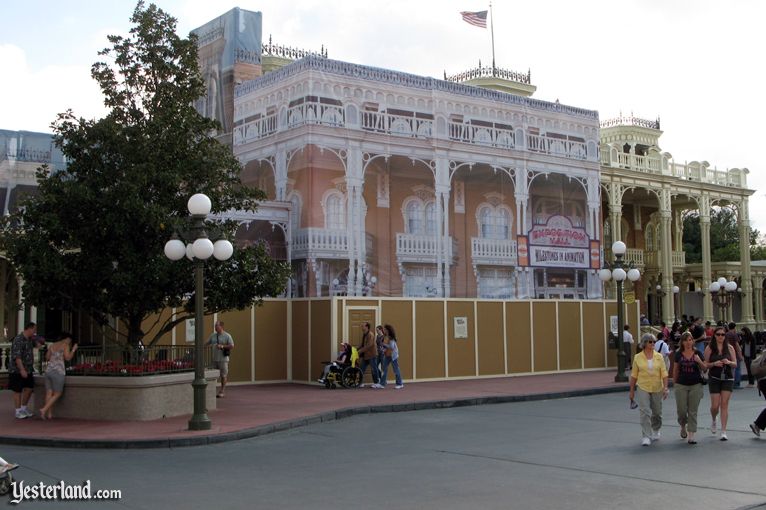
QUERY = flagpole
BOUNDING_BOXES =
[489,2,496,76]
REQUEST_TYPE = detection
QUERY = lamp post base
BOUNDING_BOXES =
[188,377,211,431]
[614,373,629,383]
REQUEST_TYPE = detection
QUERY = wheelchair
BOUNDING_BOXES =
[322,346,363,389]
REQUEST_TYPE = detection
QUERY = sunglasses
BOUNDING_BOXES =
[715,333,726,337]
[647,340,656,344]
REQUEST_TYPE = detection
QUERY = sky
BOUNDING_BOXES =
[1,0,764,231]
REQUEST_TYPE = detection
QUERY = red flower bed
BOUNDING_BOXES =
[68,358,194,376]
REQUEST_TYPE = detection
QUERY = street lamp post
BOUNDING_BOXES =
[164,193,234,431]
[655,284,666,325]
[599,241,641,382]
[709,277,739,324]
[672,285,680,321]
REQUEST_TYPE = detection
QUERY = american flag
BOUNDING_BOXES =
[460,10,488,28]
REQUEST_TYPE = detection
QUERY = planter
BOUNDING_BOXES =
[32,370,219,421]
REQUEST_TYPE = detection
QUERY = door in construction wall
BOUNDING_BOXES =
[346,308,378,348]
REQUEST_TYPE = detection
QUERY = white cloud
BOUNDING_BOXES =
[0,44,106,133]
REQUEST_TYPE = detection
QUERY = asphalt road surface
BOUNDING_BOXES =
[2,387,765,509]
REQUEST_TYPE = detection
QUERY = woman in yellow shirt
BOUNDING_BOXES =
[629,333,669,446]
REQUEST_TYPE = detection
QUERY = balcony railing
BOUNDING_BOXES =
[601,151,747,188]
[233,113,277,145]
[291,228,373,260]
[287,102,345,128]
[644,250,686,269]
[449,122,515,149]
[527,133,587,160]
[361,111,433,139]
[471,237,517,266]
[396,233,456,264]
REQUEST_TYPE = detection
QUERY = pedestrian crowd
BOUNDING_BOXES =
[629,315,766,446]
[320,322,404,389]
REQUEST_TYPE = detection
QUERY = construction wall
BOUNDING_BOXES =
[147,297,637,384]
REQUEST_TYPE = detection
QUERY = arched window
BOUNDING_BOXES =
[478,205,511,240]
[324,191,345,230]
[289,192,302,229]
[406,201,423,234]
[425,202,436,235]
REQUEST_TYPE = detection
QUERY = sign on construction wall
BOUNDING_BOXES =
[454,317,468,339]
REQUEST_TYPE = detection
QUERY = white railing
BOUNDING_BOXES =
[292,228,348,259]
[602,151,746,188]
[361,111,433,139]
[396,233,455,262]
[0,342,44,374]
[527,133,587,160]
[672,250,686,268]
[449,122,515,148]
[625,248,644,267]
[233,113,277,145]
[287,102,345,128]
[471,237,517,266]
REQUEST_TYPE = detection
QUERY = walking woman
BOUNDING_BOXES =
[39,332,77,420]
[673,331,706,444]
[741,326,757,387]
[379,324,403,389]
[629,333,669,446]
[704,325,737,440]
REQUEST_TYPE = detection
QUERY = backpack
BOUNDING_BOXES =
[751,350,766,380]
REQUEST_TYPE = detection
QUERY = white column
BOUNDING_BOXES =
[660,211,674,325]
[700,204,713,321]
[435,157,450,297]
[739,198,755,323]
[275,147,287,201]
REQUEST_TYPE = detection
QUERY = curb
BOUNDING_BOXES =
[0,384,629,449]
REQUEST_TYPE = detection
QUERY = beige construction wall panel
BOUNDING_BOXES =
[381,300,414,380]
[415,301,445,379]
[219,308,252,383]
[582,302,607,369]
[506,302,532,373]
[532,302,557,372]
[345,299,374,308]
[558,302,582,370]
[604,302,618,368]
[336,299,343,345]
[177,313,214,345]
[476,302,504,376]
[255,301,287,381]
[447,301,476,377]
[142,308,173,346]
[291,301,309,381]
[310,300,332,381]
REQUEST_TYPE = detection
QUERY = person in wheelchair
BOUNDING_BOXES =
[318,342,352,384]
[317,342,363,388]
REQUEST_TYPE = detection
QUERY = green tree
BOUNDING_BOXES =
[682,207,762,263]
[1,2,290,346]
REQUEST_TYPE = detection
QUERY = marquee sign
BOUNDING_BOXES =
[528,215,592,268]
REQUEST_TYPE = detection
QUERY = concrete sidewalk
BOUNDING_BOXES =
[0,370,628,448]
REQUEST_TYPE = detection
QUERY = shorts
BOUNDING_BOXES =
[215,358,230,378]
[708,378,734,394]
[8,371,35,393]
[45,371,66,393]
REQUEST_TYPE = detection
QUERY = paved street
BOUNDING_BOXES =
[2,388,765,509]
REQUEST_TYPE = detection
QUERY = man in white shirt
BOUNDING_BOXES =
[623,325,634,369]
[655,333,671,371]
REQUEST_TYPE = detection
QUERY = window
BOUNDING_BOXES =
[425,202,436,235]
[324,192,345,230]
[289,193,302,229]
[479,206,510,240]
[478,268,514,299]
[406,201,423,234]
[404,265,438,297]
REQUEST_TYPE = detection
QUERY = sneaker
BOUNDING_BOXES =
[359,384,366,388]
[720,432,728,441]
[641,437,651,446]
[21,408,34,418]
[749,423,761,437]
[711,420,717,435]
[371,383,383,389]
[317,378,325,384]
[395,384,404,389]
[651,430,661,441]
[14,410,28,420]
